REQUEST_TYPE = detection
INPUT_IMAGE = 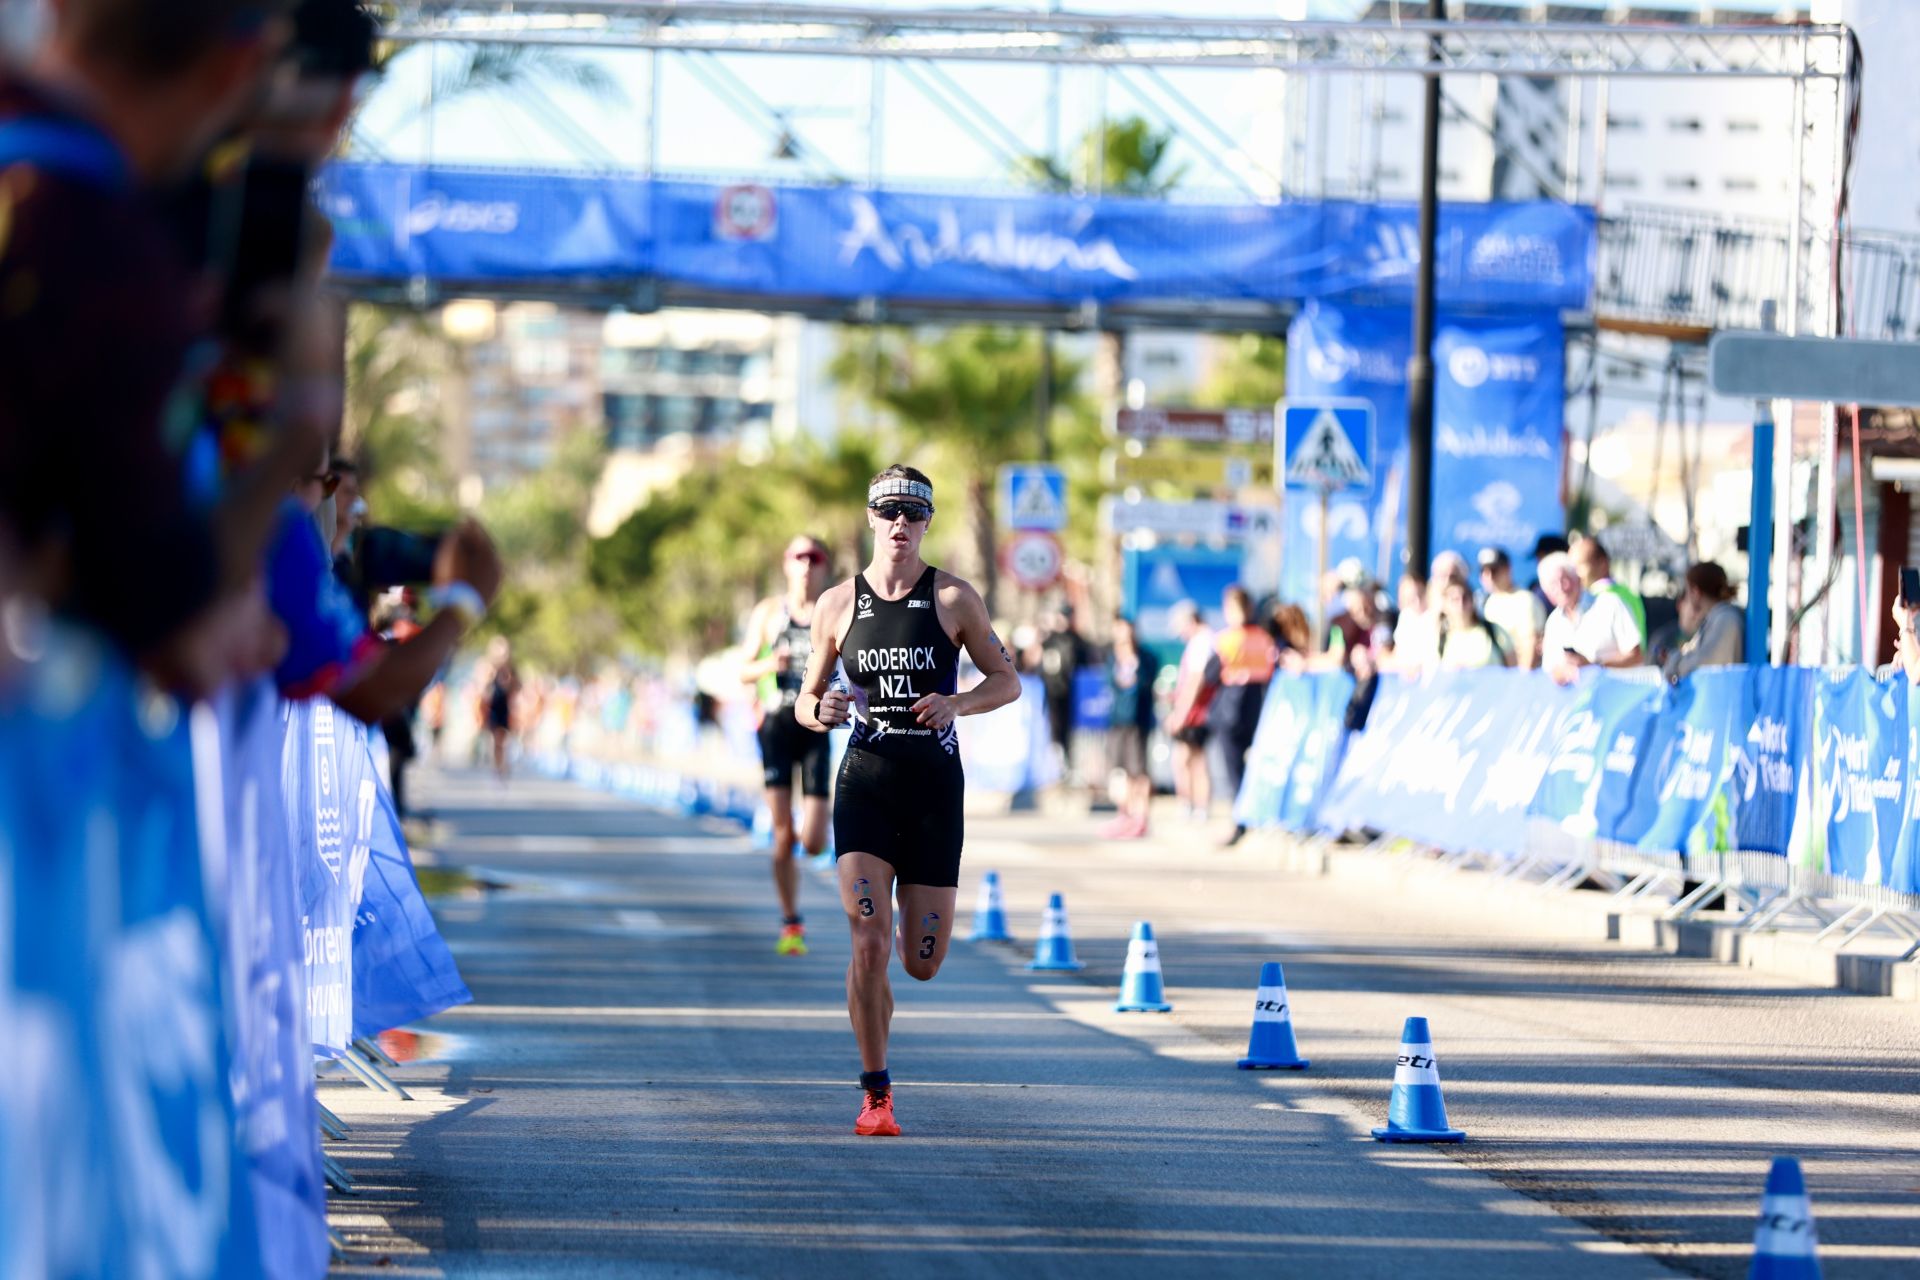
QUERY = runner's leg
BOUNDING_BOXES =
[894,883,958,982]
[766,784,799,920]
[797,795,831,856]
[839,851,896,1072]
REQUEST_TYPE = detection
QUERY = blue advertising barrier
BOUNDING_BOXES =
[320,165,1595,313]
[1243,665,1920,898]
[1727,666,1814,858]
[1811,669,1907,888]
[215,680,329,1280]
[284,700,375,1057]
[1235,671,1353,832]
[1314,669,1572,858]
[351,766,473,1042]
[0,639,260,1278]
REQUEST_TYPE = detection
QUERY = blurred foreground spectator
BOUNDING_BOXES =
[0,0,314,694]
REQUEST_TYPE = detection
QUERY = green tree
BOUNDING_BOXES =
[473,430,618,673]
[1017,114,1186,196]
[1196,332,1287,409]
[342,304,460,529]
[585,434,889,661]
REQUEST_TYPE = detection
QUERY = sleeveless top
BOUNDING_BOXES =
[838,566,962,761]
[759,601,816,710]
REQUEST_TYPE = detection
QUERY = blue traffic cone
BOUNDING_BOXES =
[1371,1016,1464,1143]
[1114,921,1173,1012]
[970,870,1013,942]
[1237,962,1309,1069]
[1025,892,1084,971]
[1750,1157,1821,1279]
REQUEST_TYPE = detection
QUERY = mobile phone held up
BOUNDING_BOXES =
[357,527,447,589]
[1900,566,1920,611]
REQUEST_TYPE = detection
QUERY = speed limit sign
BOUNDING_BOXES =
[1001,531,1064,592]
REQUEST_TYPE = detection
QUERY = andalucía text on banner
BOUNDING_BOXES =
[0,636,260,1278]
[215,678,328,1280]
[353,771,473,1040]
[321,165,1595,313]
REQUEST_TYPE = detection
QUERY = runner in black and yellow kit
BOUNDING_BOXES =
[795,465,1021,1136]
[739,535,834,955]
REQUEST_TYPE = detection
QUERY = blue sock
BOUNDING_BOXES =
[860,1069,890,1093]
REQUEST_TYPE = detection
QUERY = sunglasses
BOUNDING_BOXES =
[788,549,827,565]
[869,501,931,524]
[306,471,341,498]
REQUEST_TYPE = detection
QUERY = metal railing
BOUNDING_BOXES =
[1596,203,1920,342]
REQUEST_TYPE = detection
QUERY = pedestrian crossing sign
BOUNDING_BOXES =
[999,463,1068,531]
[1281,401,1374,492]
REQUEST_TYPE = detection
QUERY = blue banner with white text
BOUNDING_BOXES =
[0,640,260,1278]
[1813,669,1907,887]
[284,701,374,1057]
[1282,303,1565,602]
[320,165,1595,312]
[216,681,328,1280]
[1725,666,1814,858]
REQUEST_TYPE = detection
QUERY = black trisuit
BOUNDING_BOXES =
[758,603,833,797]
[833,566,965,887]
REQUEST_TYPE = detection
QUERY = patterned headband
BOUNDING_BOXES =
[868,478,934,508]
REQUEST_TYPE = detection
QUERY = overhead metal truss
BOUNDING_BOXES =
[384,2,1846,80]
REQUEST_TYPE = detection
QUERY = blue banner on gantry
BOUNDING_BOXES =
[320,165,1595,312]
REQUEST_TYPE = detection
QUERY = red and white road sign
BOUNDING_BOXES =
[714,184,778,241]
[1000,531,1064,592]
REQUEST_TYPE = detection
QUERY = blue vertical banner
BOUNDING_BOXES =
[216,681,328,1279]
[0,639,260,1278]
[1812,670,1907,886]
[1283,302,1565,599]
[1430,315,1566,582]
[353,771,473,1039]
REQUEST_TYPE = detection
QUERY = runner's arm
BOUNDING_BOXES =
[794,583,850,732]
[943,581,1020,718]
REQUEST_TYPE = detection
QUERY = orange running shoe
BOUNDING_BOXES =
[776,923,808,956]
[854,1089,901,1137]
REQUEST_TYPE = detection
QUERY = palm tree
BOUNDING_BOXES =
[1019,116,1186,416]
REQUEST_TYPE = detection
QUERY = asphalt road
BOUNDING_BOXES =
[327,767,1920,1279]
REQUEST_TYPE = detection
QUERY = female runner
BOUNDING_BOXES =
[794,464,1021,1136]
